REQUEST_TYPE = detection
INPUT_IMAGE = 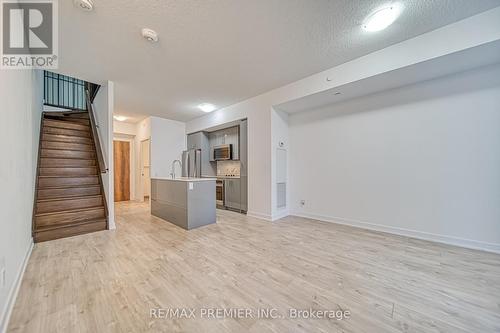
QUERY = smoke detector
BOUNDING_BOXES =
[74,0,94,11]
[142,28,159,43]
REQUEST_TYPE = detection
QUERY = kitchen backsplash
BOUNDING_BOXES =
[217,161,241,176]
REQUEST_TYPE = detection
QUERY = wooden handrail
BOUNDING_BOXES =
[86,90,107,174]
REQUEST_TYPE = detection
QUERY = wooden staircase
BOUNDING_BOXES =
[33,111,108,242]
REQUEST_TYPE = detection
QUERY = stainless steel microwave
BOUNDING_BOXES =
[213,144,232,160]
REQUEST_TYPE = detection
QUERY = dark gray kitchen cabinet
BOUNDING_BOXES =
[187,132,203,150]
[224,178,241,211]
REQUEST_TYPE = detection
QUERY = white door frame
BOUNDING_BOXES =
[140,138,151,201]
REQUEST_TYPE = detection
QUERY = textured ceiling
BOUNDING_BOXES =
[56,0,500,122]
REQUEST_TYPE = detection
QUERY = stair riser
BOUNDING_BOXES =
[42,133,92,145]
[44,117,90,126]
[44,112,89,119]
[35,208,105,227]
[44,119,90,131]
[38,186,101,200]
[39,167,98,176]
[43,127,90,138]
[52,118,90,125]
[41,149,95,159]
[37,196,103,214]
[39,176,99,188]
[34,220,107,242]
[40,158,96,168]
[41,141,94,152]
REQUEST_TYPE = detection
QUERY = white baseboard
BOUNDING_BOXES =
[247,210,290,222]
[0,239,33,333]
[292,211,500,254]
[271,210,290,221]
[247,211,273,221]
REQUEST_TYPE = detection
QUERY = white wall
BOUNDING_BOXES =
[0,70,43,332]
[289,65,500,253]
[271,109,289,218]
[93,82,115,229]
[135,118,151,200]
[150,116,186,178]
[113,119,153,201]
[186,7,500,221]
[114,117,185,201]
[113,121,137,136]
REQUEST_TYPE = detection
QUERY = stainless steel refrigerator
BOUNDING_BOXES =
[181,149,201,178]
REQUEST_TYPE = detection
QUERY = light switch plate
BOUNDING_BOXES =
[0,266,5,288]
[189,182,194,190]
[0,256,5,289]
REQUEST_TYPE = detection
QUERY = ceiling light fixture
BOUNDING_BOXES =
[142,28,159,43]
[114,115,128,122]
[363,4,402,32]
[74,0,94,11]
[198,103,217,113]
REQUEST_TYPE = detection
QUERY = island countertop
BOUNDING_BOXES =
[151,177,217,182]
[151,178,216,230]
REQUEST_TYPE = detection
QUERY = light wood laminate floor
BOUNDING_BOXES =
[8,201,500,332]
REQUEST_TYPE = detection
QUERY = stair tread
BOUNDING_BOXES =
[40,147,95,153]
[39,184,100,188]
[35,218,106,232]
[39,175,97,178]
[41,155,95,159]
[41,148,95,152]
[43,134,91,139]
[39,156,96,160]
[44,110,88,116]
[42,139,92,145]
[35,206,104,217]
[42,131,91,138]
[39,183,100,190]
[44,119,90,127]
[42,128,91,138]
[40,166,96,169]
[37,194,102,203]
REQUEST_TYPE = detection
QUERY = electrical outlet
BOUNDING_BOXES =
[300,200,305,207]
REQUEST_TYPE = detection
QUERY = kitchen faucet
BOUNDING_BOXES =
[170,159,182,179]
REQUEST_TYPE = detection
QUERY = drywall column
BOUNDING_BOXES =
[0,69,43,332]
[93,81,115,229]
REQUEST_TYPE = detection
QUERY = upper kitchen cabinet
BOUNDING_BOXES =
[209,126,239,160]
[187,132,203,150]
[224,126,239,160]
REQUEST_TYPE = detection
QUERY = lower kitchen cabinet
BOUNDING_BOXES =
[224,179,241,211]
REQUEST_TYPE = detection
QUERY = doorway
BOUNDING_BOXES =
[141,139,151,201]
[114,140,131,202]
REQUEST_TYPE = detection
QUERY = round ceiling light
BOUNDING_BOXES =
[74,0,94,11]
[142,28,159,43]
[198,103,217,113]
[113,115,128,122]
[363,5,402,32]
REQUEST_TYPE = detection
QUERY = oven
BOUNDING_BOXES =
[212,144,232,161]
[216,179,224,206]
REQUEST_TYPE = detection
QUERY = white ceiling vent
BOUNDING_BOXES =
[74,0,94,11]
[142,28,159,43]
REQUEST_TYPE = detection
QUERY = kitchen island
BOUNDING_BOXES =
[151,177,217,230]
